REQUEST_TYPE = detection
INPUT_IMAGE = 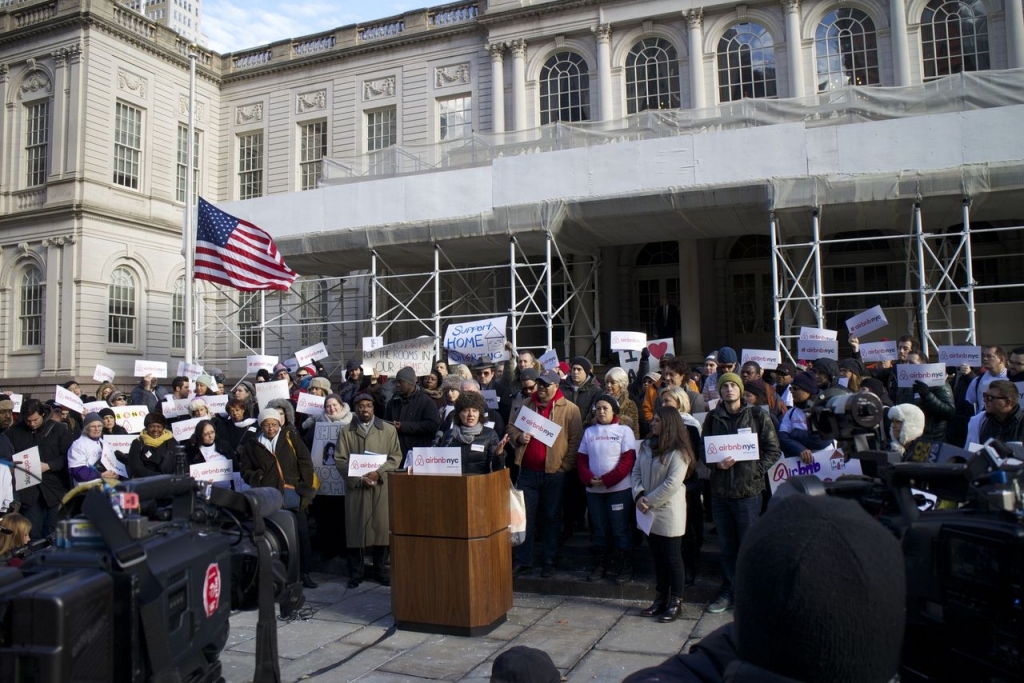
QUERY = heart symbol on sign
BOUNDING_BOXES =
[647,342,668,359]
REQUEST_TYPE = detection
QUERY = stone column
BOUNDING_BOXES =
[488,43,506,133]
[677,241,703,359]
[685,9,706,109]
[889,0,912,86]
[57,235,77,374]
[41,239,61,374]
[510,39,527,131]
[781,0,806,98]
[1007,0,1024,69]
[594,24,613,120]
[51,48,68,178]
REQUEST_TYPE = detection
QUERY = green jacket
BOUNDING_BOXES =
[701,404,781,499]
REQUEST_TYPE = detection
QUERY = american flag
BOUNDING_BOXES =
[195,197,298,291]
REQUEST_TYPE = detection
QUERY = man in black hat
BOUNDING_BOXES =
[774,362,796,407]
[474,360,512,421]
[384,366,441,465]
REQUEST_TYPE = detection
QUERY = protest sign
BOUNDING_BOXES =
[205,395,229,416]
[741,349,780,370]
[295,342,329,367]
[646,338,674,360]
[246,355,278,373]
[8,393,23,413]
[845,305,888,337]
[362,337,435,376]
[513,406,562,448]
[481,390,499,410]
[134,360,168,378]
[55,385,84,414]
[895,363,946,388]
[101,444,129,478]
[113,406,149,434]
[93,364,116,383]
[347,453,388,477]
[297,392,325,417]
[799,327,838,342]
[443,316,509,364]
[310,422,345,496]
[176,361,204,380]
[768,448,862,494]
[103,435,136,457]
[255,380,289,411]
[798,339,838,361]
[283,358,299,373]
[162,397,191,419]
[538,348,560,371]
[12,447,42,490]
[636,508,654,536]
[617,350,640,377]
[190,460,233,483]
[860,341,898,363]
[610,331,647,352]
[410,447,462,476]
[172,417,204,442]
[704,433,759,464]
[363,336,384,352]
[82,400,109,414]
[938,345,981,366]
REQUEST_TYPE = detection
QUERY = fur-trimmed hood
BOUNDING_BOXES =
[265,398,296,426]
[888,403,925,448]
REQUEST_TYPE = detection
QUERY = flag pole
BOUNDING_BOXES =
[184,45,197,365]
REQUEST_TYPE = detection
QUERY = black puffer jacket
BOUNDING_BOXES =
[894,381,956,443]
[702,404,781,499]
[560,375,602,422]
[433,425,505,475]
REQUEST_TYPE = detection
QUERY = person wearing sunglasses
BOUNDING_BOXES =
[964,380,1024,446]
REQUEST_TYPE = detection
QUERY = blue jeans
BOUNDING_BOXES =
[586,488,633,554]
[513,468,564,567]
[712,494,762,593]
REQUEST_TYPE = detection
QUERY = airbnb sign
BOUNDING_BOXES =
[895,362,947,388]
[704,433,760,463]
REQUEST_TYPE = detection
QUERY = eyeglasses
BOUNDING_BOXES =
[296,373,309,379]
[982,393,1007,402]
[521,384,537,393]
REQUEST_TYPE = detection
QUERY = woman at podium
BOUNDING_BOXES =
[434,392,509,474]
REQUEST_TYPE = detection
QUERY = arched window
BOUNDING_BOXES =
[108,267,137,345]
[920,0,989,80]
[815,8,880,90]
[19,266,43,347]
[172,277,186,350]
[635,241,680,267]
[300,280,327,347]
[539,52,590,125]
[717,23,777,102]
[626,38,681,113]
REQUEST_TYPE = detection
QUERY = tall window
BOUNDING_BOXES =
[108,267,137,345]
[539,52,590,125]
[439,95,473,141]
[176,125,200,202]
[113,102,142,189]
[717,23,777,102]
[920,0,989,80]
[19,267,43,347]
[172,277,186,350]
[300,280,327,347]
[238,132,263,200]
[626,38,681,113]
[25,101,49,187]
[238,293,262,349]
[815,8,880,91]
[366,108,397,151]
[300,121,327,191]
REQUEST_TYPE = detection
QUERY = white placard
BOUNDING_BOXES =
[837,377,849,388]
[703,433,760,463]
[162,397,192,419]
[610,331,647,352]
[362,337,435,376]
[845,305,888,337]
[82,400,109,414]
[443,316,509,364]
[93,364,116,383]
[54,385,85,414]
[896,363,947,388]
[12,446,42,490]
[798,339,839,361]
[295,342,329,367]
[617,350,640,377]
[938,345,982,366]
[101,443,129,478]
[363,336,384,352]
[707,399,720,411]
[7,393,23,413]
[113,405,149,434]
[255,380,290,411]
[204,394,229,416]
[347,453,388,477]
[799,327,838,342]
[538,348,560,371]
[410,447,462,476]
[860,341,899,363]
[134,360,168,378]
[768,448,862,494]
[645,338,675,360]
[741,349,780,370]
[297,392,325,416]
[172,417,204,442]
[513,406,563,448]
[283,358,299,373]
[481,390,499,410]
[310,422,345,496]
[103,435,136,456]
[246,354,278,373]
[176,361,205,381]
[635,507,654,536]
[190,460,233,483]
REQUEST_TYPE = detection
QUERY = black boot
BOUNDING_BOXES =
[640,592,668,617]
[301,574,318,589]
[613,552,633,585]
[587,550,607,582]
[659,597,683,623]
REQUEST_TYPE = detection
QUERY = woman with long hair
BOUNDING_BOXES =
[631,407,694,622]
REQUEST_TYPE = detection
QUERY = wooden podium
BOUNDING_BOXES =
[389,469,513,636]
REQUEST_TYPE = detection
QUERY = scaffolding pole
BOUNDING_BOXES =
[509,238,518,352]
[770,213,783,358]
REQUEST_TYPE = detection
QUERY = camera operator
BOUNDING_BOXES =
[965,380,1024,446]
[5,399,71,540]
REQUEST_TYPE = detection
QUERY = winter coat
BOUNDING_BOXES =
[560,375,602,423]
[336,418,402,547]
[507,393,584,474]
[965,405,1024,447]
[122,434,177,479]
[777,405,831,459]
[384,387,442,457]
[631,437,689,537]
[894,381,955,443]
[6,419,72,507]
[237,425,316,509]
[702,403,781,500]
[434,425,504,475]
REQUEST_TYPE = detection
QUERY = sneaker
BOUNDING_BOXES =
[587,564,606,582]
[707,592,734,614]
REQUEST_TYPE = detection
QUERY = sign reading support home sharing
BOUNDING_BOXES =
[703,433,760,463]
[444,316,509,364]
[410,447,462,476]
[896,363,947,388]
[513,406,562,448]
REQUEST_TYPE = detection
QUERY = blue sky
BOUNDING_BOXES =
[202,0,422,54]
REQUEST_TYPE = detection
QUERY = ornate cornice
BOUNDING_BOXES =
[685,9,704,31]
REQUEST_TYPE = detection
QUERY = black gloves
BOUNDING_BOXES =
[912,381,931,397]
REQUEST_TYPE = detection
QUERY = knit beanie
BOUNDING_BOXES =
[717,372,744,395]
[743,379,768,402]
[717,346,738,365]
[792,370,819,395]
[99,407,116,419]
[735,495,906,683]
[196,374,216,391]
[144,412,167,427]
[593,393,620,414]
[346,359,361,372]
[309,377,331,393]
[570,356,593,376]
[257,408,281,425]
[839,358,867,377]
[83,412,102,429]
[396,366,417,385]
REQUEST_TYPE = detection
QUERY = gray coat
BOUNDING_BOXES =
[631,439,689,537]
[336,418,403,548]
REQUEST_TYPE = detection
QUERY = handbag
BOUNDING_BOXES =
[509,482,527,547]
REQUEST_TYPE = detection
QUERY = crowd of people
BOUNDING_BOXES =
[0,337,1021,621]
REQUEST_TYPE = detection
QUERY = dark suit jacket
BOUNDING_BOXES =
[653,303,680,339]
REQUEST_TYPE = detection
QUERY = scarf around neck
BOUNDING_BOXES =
[451,422,483,444]
[140,431,174,449]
